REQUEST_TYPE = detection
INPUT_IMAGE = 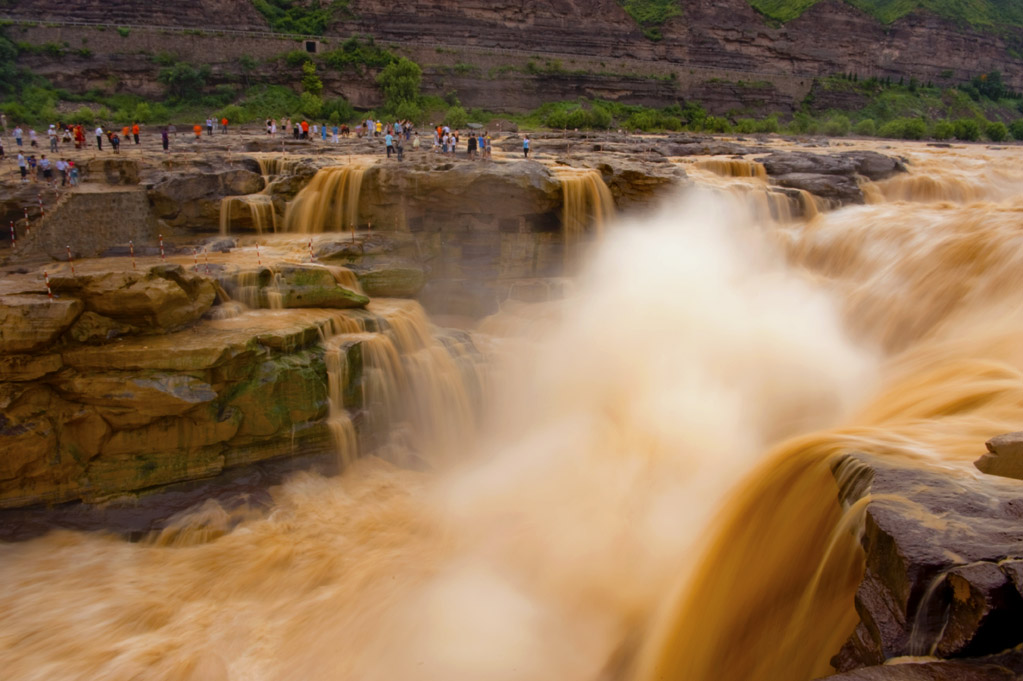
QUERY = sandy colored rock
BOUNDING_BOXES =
[355,266,426,298]
[0,354,63,382]
[975,432,1023,480]
[0,295,83,353]
[50,264,215,332]
[68,311,139,344]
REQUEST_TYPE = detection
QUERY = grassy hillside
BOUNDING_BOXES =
[748,0,1023,27]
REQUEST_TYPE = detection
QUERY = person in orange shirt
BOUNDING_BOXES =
[193,123,202,140]
[122,125,130,141]
[301,120,309,139]
[221,117,228,133]
[132,123,140,145]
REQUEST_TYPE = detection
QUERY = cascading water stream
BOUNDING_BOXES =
[5,143,1023,681]
[284,165,368,233]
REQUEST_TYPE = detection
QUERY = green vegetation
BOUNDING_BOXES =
[321,37,396,72]
[747,0,1023,28]
[157,62,211,102]
[250,0,350,35]
[617,0,682,40]
[377,57,423,119]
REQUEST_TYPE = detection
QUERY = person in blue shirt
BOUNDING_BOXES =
[523,135,530,158]
[385,132,394,158]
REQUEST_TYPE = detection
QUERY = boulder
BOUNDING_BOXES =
[774,173,864,204]
[975,432,1023,480]
[216,263,369,309]
[67,311,138,344]
[354,265,426,298]
[832,454,1023,672]
[0,353,63,382]
[0,295,83,353]
[756,151,859,176]
[50,264,215,332]
[837,151,907,181]
[817,660,1018,681]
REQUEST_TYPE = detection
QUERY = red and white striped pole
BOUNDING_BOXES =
[256,242,262,267]
[23,208,30,235]
[9,221,15,252]
[159,234,165,261]
[43,271,53,300]
[129,240,136,270]
[37,194,43,219]
[309,238,315,262]
[203,246,210,275]
[66,245,76,276]
[192,248,198,269]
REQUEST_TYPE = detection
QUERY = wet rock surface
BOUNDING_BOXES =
[827,453,1023,678]
[975,432,1023,480]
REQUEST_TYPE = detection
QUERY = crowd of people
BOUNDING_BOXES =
[1,110,533,183]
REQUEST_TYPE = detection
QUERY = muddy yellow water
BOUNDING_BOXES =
[4,141,1023,681]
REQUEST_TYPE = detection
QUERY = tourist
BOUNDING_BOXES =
[332,123,339,143]
[321,123,328,142]
[221,117,228,134]
[55,157,66,186]
[375,119,382,137]
[193,123,202,140]
[0,113,6,131]
[111,133,120,153]
[206,117,213,136]
[467,132,477,160]
[13,125,22,147]
[74,125,84,149]
[161,127,169,152]
[121,125,130,143]
[48,124,57,152]
[293,121,300,139]
[385,130,394,159]
[95,125,104,150]
[69,161,79,185]
[28,128,38,147]
[396,134,404,161]
[132,122,140,144]
[341,123,350,138]
[28,154,37,182]
[523,135,530,158]
[17,151,26,182]
[301,120,309,139]
[61,127,72,146]
[412,132,420,151]
[39,154,53,185]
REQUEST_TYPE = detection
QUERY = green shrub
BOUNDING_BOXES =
[931,119,954,140]
[283,50,312,68]
[853,118,876,136]
[902,117,927,140]
[218,104,245,124]
[986,120,1009,142]
[116,26,130,38]
[69,105,95,125]
[822,114,851,136]
[877,119,905,138]
[754,115,780,134]
[704,116,731,133]
[953,118,981,141]
[445,105,469,129]
[1009,119,1023,140]
[788,111,818,134]
[299,91,322,118]
[301,60,322,95]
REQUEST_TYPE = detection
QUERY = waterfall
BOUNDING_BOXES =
[554,167,616,244]
[284,165,368,233]
[219,194,279,235]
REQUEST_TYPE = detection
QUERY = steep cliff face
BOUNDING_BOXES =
[2,0,1022,109]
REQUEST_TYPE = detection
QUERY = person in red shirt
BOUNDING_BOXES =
[132,123,140,145]
[301,120,309,139]
[221,117,228,134]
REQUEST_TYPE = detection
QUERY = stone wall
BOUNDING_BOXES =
[21,186,157,259]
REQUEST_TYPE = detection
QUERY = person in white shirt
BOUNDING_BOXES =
[17,151,27,182]
[95,126,104,150]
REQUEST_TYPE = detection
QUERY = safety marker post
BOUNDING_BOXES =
[203,246,210,276]
[9,221,15,252]
[159,234,165,261]
[66,245,76,277]
[23,208,30,235]
[43,271,53,300]
[129,240,136,270]
[309,238,315,262]
[256,242,262,267]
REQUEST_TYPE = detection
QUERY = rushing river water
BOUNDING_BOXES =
[3,141,1023,681]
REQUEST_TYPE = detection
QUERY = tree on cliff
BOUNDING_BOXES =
[377,58,423,120]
